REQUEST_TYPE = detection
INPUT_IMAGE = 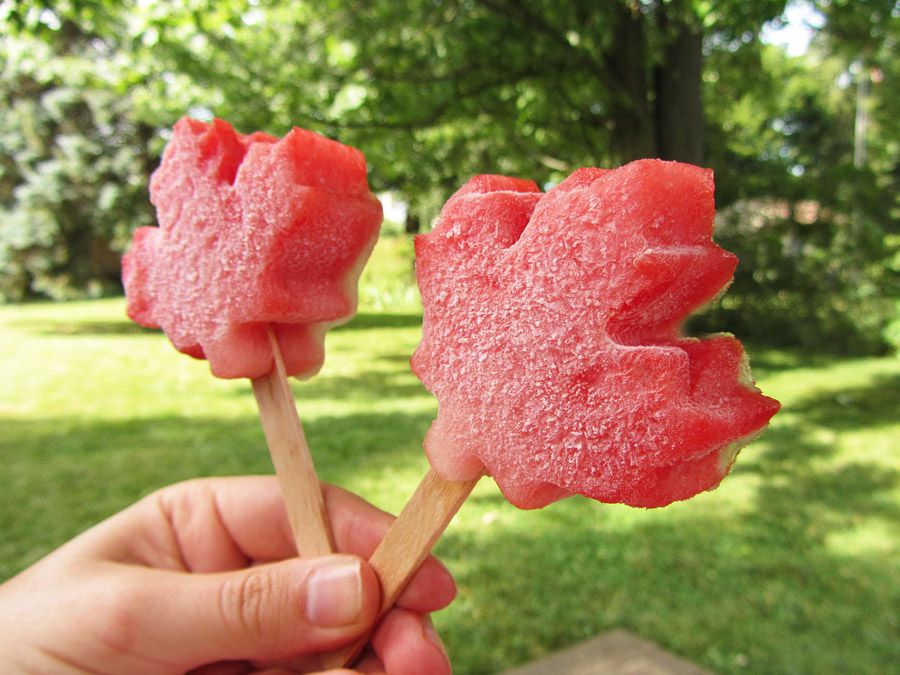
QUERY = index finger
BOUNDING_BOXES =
[155,476,456,612]
[83,475,456,614]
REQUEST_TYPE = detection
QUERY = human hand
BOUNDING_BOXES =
[0,476,456,674]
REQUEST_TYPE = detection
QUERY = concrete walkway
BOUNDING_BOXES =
[500,629,713,675]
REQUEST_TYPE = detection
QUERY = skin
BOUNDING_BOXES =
[0,477,456,675]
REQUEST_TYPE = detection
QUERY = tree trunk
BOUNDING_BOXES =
[607,4,656,162]
[604,4,705,166]
[653,14,705,165]
[405,210,421,234]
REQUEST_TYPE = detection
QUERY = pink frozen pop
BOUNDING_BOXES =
[123,117,382,380]
[123,117,382,557]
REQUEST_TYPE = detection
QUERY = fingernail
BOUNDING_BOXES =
[306,558,363,628]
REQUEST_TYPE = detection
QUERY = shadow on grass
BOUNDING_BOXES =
[787,372,900,430]
[735,387,899,526]
[369,351,418,365]
[8,310,421,338]
[0,408,434,580]
[438,487,897,675]
[439,399,898,674]
[297,370,427,401]
[10,319,158,337]
[336,312,422,331]
[433,360,900,674]
[740,346,834,374]
[735,416,836,468]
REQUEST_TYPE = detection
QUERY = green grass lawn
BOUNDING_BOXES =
[1,295,897,674]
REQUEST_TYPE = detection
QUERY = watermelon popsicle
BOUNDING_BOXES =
[326,159,779,667]
[122,117,382,556]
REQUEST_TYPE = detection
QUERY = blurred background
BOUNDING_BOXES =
[1,1,897,674]
[1,0,897,353]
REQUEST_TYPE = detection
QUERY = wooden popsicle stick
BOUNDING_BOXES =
[252,326,334,558]
[320,468,481,669]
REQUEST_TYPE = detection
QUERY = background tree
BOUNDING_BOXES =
[310,0,786,223]
[696,0,898,353]
[0,0,896,353]
[0,8,156,299]
[0,0,322,298]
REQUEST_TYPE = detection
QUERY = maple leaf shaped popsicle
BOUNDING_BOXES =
[124,117,382,379]
[324,159,779,668]
[122,118,382,557]
[413,160,779,508]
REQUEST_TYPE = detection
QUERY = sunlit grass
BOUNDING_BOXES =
[1,297,897,674]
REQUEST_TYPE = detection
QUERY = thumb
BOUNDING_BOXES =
[139,554,380,667]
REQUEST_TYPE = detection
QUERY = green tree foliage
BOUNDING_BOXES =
[0,13,156,299]
[0,1,896,353]
[696,1,898,353]
[0,0,311,299]
[309,0,786,222]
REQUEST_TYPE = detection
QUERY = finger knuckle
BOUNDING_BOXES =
[94,595,140,658]
[219,570,271,641]
[82,573,144,662]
